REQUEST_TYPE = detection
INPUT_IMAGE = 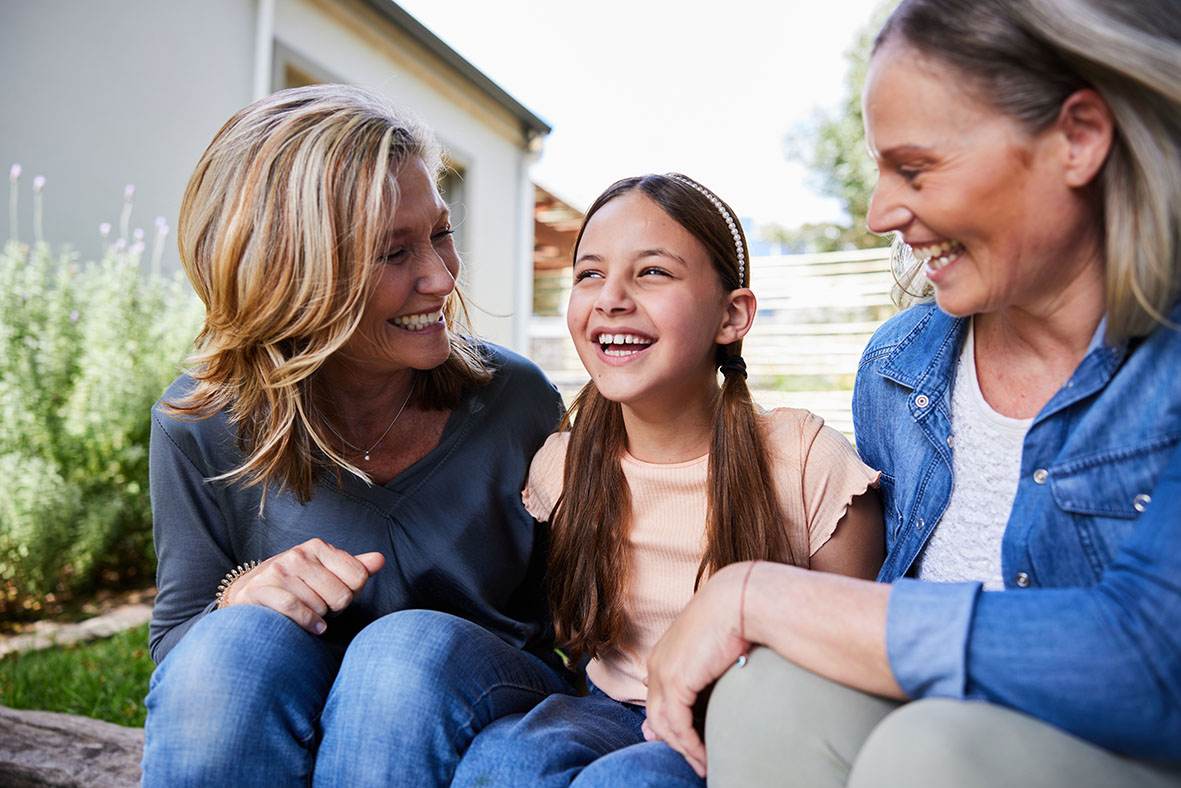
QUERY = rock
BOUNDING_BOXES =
[0,706,142,787]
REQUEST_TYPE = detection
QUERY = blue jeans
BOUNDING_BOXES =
[453,680,704,787]
[141,605,573,787]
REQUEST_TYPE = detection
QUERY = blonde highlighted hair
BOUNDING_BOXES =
[879,0,1181,340]
[547,175,808,662]
[173,84,489,503]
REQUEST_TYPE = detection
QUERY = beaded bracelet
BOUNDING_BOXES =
[215,560,260,608]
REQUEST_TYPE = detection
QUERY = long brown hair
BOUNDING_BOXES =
[171,84,490,505]
[547,174,808,661]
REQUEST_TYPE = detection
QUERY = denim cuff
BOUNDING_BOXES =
[886,578,981,699]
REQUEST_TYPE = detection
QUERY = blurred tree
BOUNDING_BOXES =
[782,0,900,251]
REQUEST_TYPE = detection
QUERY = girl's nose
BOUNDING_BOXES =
[593,274,634,315]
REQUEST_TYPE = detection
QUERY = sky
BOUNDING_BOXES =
[395,0,886,228]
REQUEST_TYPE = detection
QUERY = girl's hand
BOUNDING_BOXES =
[643,561,753,778]
[219,538,385,635]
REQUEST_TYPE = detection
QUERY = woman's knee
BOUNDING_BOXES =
[148,605,332,715]
[142,605,337,785]
[706,648,899,788]
[335,610,491,701]
[848,699,1181,788]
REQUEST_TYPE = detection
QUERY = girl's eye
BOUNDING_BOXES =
[380,249,408,263]
[432,228,455,243]
[574,269,603,282]
[640,266,671,277]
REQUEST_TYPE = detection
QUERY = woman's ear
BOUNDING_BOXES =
[1056,88,1114,188]
[716,288,757,345]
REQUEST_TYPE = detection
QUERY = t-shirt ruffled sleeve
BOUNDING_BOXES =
[521,432,569,522]
[798,415,880,555]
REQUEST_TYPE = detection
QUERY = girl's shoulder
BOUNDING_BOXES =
[755,406,825,444]
[521,431,569,521]
[756,406,864,472]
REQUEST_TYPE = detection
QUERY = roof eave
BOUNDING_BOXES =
[359,0,552,142]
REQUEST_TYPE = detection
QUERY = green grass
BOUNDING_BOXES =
[0,622,153,727]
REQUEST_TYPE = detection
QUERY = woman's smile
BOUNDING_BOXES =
[390,307,446,332]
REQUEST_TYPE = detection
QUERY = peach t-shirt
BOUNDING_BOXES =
[522,407,879,705]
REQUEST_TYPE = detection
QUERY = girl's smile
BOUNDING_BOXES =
[567,192,732,413]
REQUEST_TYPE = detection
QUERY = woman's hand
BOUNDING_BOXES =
[220,538,385,635]
[643,561,753,778]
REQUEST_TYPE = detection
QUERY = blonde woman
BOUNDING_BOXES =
[141,85,573,786]
[644,0,1181,786]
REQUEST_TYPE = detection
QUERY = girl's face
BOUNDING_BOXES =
[334,156,459,376]
[862,43,1103,319]
[567,191,738,412]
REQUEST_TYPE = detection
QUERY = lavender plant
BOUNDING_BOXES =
[0,169,202,617]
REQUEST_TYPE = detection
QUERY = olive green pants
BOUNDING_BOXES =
[705,647,1181,787]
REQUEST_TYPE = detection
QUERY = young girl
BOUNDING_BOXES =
[452,173,884,787]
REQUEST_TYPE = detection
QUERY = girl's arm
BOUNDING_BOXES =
[808,488,884,580]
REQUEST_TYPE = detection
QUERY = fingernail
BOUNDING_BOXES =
[314,621,327,635]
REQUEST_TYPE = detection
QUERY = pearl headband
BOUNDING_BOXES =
[666,174,746,286]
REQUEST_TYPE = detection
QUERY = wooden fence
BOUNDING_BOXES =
[529,246,898,437]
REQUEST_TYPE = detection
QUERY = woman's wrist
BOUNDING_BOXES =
[738,560,759,643]
[215,560,260,608]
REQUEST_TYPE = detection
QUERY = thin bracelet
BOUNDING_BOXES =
[215,560,260,608]
[739,560,759,643]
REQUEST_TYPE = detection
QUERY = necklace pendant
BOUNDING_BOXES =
[364,453,371,461]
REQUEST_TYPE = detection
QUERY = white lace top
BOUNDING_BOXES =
[916,320,1033,590]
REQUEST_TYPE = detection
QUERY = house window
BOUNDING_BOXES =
[272,42,337,91]
[438,161,468,259]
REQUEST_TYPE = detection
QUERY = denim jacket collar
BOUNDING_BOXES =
[877,303,1128,427]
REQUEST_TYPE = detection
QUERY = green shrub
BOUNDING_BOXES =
[0,239,201,617]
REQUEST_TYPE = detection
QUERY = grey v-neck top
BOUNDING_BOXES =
[147,343,564,665]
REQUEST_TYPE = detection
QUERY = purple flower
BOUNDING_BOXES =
[123,184,135,200]
[9,164,20,181]
[69,310,79,323]
[32,175,45,193]
[99,222,111,237]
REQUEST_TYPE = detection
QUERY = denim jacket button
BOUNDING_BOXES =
[1133,493,1152,513]
[946,435,954,448]
[915,394,930,408]
[1015,572,1032,588]
[1033,468,1049,484]
[915,518,925,531]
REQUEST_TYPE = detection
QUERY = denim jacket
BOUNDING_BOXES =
[853,300,1181,759]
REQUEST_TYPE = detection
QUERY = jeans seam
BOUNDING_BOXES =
[457,679,557,746]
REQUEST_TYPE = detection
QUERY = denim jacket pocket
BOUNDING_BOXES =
[1048,438,1179,573]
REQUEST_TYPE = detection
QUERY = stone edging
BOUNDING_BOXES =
[0,595,154,657]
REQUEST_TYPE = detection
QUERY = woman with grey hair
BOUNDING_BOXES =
[643,1,1181,785]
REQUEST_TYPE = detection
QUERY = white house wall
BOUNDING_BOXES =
[1,0,256,267]
[2,0,539,351]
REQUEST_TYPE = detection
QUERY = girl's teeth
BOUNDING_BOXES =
[598,333,653,354]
